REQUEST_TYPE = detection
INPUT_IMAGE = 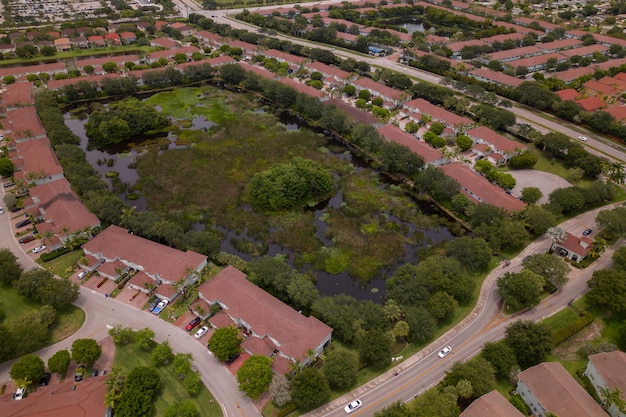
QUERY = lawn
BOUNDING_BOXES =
[0,284,85,343]
[36,249,85,279]
[113,343,222,417]
[527,146,592,187]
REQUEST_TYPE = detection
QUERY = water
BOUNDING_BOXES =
[388,18,426,34]
[65,101,456,303]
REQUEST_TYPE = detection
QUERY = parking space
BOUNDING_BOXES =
[509,169,572,204]
[116,286,150,309]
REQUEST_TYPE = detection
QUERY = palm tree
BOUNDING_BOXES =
[599,386,626,413]
[120,206,136,229]
[104,367,126,408]
[602,161,625,184]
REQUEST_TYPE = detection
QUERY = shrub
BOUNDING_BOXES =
[40,247,71,262]
[552,312,594,345]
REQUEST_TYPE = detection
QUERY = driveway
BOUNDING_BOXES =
[509,169,572,204]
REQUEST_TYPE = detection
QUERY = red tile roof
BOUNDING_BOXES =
[576,96,604,112]
[82,225,206,284]
[13,138,63,179]
[376,124,445,165]
[587,351,626,395]
[507,52,568,69]
[265,49,308,65]
[1,82,33,107]
[47,73,121,90]
[461,390,524,417]
[441,163,525,211]
[151,37,178,49]
[536,38,582,51]
[5,107,46,138]
[148,46,200,61]
[237,62,276,80]
[558,231,592,257]
[470,68,524,88]
[584,79,618,95]
[404,98,473,128]
[605,105,626,121]
[560,44,608,57]
[280,78,327,99]
[518,362,608,417]
[466,126,527,154]
[550,66,594,83]
[307,61,350,80]
[487,45,541,61]
[3,375,107,416]
[556,88,579,101]
[353,77,404,100]
[598,75,626,91]
[198,266,332,363]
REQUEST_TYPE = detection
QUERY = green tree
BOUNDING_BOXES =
[48,349,71,376]
[290,367,330,410]
[428,291,458,323]
[505,321,553,368]
[497,270,544,311]
[102,62,118,73]
[152,341,174,366]
[0,157,14,177]
[109,324,135,345]
[412,389,460,417]
[343,84,356,96]
[445,236,492,272]
[3,75,16,84]
[164,401,200,417]
[135,328,156,350]
[10,354,45,384]
[442,357,497,398]
[482,341,518,380]
[509,152,538,169]
[524,205,557,236]
[173,353,193,379]
[405,306,437,343]
[208,325,242,361]
[183,371,203,395]
[456,135,473,151]
[71,338,102,365]
[236,355,273,399]
[613,247,626,271]
[0,248,23,285]
[358,328,392,367]
[588,269,626,313]
[358,89,371,101]
[597,207,626,239]
[521,187,543,204]
[322,349,359,389]
[523,254,570,290]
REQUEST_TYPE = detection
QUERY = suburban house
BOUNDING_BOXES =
[264,49,308,67]
[460,390,524,417]
[307,61,352,85]
[194,30,224,48]
[550,231,593,262]
[82,225,207,302]
[584,351,626,417]
[469,68,524,88]
[53,37,71,52]
[517,362,609,417]
[23,178,100,250]
[465,126,528,163]
[403,98,473,133]
[441,163,525,211]
[1,82,34,109]
[3,107,47,141]
[197,266,333,374]
[376,124,448,167]
[353,77,405,106]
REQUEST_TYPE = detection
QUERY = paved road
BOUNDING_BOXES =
[0,200,259,417]
[305,203,621,417]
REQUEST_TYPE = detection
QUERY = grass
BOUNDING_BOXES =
[0,284,85,343]
[113,343,222,417]
[528,146,592,187]
[36,249,85,278]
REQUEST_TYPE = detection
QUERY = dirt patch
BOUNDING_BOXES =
[553,321,604,361]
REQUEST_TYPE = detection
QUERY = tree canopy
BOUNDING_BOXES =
[236,355,273,399]
[588,269,626,313]
[290,367,330,410]
[208,325,242,361]
[322,349,358,389]
[505,321,553,369]
[71,338,102,365]
[497,270,545,311]
[247,157,334,211]
[10,354,45,384]
[48,349,71,376]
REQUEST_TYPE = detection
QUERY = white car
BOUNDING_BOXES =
[152,299,168,314]
[344,399,362,414]
[438,346,452,358]
[13,386,26,400]
[194,326,209,339]
[578,135,588,142]
[33,245,46,254]
[0,207,4,214]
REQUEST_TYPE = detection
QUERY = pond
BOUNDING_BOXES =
[387,17,427,34]
[64,96,455,303]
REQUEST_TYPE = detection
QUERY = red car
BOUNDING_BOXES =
[185,317,201,331]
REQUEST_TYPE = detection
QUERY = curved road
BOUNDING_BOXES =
[1,4,624,416]
[0,206,259,417]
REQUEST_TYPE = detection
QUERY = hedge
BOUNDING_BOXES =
[276,403,298,417]
[40,247,71,262]
[552,311,595,346]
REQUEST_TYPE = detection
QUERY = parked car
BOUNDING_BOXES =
[3,181,15,188]
[344,400,362,414]
[582,228,593,236]
[39,372,51,386]
[559,248,568,256]
[90,369,99,377]
[152,299,168,315]
[226,353,240,365]
[33,245,46,254]
[19,235,35,244]
[15,219,31,228]
[75,365,85,382]
[77,271,87,280]
[0,207,4,214]
[194,326,209,339]
[185,317,201,331]
[13,386,26,400]
[438,346,452,358]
